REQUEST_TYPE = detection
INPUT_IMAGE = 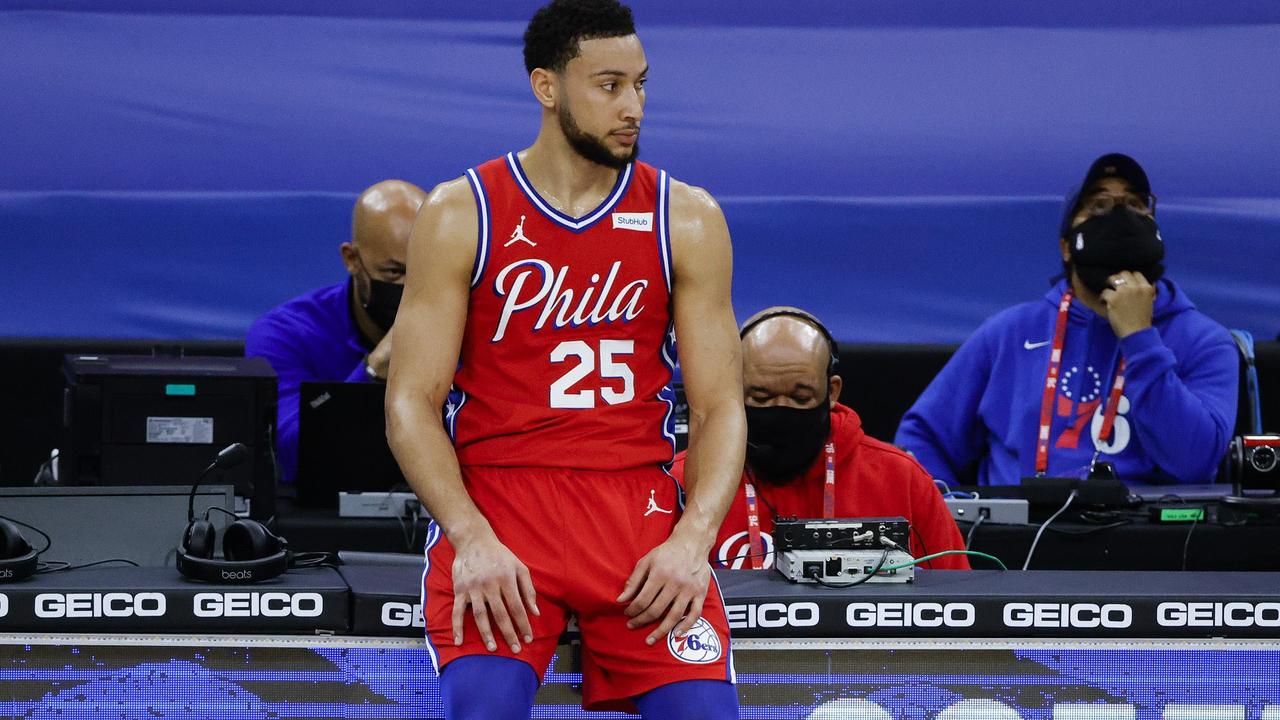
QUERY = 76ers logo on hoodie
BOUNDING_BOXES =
[1055,365,1131,455]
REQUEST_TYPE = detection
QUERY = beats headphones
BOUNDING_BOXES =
[0,518,39,582]
[176,443,295,583]
[177,514,291,584]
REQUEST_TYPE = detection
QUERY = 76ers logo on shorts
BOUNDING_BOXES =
[668,617,723,664]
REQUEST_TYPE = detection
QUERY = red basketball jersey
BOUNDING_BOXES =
[449,152,677,471]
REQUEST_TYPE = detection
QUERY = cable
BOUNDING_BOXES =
[40,558,140,573]
[0,514,53,554]
[395,501,421,551]
[1022,489,1077,570]
[909,526,932,568]
[32,454,56,485]
[932,478,978,499]
[1181,513,1199,571]
[203,506,240,523]
[1045,519,1131,536]
[808,548,890,588]
[880,550,1008,571]
[292,551,337,569]
[964,512,986,550]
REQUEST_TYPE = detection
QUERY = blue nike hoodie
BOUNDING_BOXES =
[895,278,1238,485]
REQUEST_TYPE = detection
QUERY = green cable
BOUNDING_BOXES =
[881,550,1007,571]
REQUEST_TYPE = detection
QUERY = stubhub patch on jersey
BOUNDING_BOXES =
[612,212,653,231]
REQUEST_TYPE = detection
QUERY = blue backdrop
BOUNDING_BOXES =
[3,2,1278,341]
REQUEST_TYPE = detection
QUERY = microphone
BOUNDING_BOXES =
[189,443,250,522]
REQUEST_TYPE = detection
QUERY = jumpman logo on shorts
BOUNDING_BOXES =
[644,489,672,517]
[505,215,536,248]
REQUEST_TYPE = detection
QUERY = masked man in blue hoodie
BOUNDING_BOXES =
[246,179,426,483]
[896,154,1238,486]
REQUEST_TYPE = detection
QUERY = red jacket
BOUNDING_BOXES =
[672,403,970,570]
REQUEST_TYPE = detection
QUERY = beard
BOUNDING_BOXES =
[558,101,638,170]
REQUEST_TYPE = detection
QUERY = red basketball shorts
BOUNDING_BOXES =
[421,465,735,712]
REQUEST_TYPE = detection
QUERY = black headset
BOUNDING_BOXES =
[176,443,325,584]
[739,306,840,377]
[177,512,292,584]
[0,518,39,582]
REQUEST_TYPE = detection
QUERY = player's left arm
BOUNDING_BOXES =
[618,179,746,644]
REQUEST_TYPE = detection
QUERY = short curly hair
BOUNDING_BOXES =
[523,0,636,75]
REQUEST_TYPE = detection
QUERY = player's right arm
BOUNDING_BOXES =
[386,177,538,655]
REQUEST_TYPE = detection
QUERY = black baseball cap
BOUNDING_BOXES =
[1058,153,1152,237]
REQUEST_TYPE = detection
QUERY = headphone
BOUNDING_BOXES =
[177,512,292,584]
[739,306,840,377]
[0,518,39,582]
[176,443,326,584]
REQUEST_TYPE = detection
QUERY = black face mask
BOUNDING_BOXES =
[357,272,403,333]
[1068,207,1165,295]
[745,398,831,484]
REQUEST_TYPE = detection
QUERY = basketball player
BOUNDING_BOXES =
[385,1,745,718]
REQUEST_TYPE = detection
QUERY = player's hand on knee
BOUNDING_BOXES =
[617,539,712,645]
[450,534,539,654]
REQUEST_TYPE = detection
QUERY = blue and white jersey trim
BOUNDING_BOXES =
[658,322,678,460]
[464,168,490,288]
[709,569,737,684]
[445,387,467,443]
[421,521,444,673]
[657,170,674,294]
[505,152,633,233]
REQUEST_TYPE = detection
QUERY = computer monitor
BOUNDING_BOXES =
[296,382,406,508]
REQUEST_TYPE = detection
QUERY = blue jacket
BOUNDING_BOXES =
[895,278,1238,485]
[245,279,372,483]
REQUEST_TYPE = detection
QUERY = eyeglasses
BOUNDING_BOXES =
[1081,191,1157,217]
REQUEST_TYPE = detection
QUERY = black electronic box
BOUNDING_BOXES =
[774,516,910,552]
[59,354,278,520]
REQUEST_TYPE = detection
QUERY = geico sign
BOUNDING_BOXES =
[1002,602,1132,629]
[193,592,323,618]
[35,592,166,618]
[381,601,425,628]
[726,602,820,629]
[1158,602,1280,627]
[846,602,976,628]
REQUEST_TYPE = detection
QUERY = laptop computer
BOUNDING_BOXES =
[296,382,407,508]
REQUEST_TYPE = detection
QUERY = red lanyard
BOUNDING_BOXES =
[1035,290,1126,475]
[743,443,836,569]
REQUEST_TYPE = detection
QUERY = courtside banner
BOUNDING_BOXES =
[0,567,348,634]
[342,568,1280,640]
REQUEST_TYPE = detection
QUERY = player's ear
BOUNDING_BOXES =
[828,375,842,407]
[530,68,557,109]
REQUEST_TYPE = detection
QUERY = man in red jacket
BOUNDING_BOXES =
[671,307,969,571]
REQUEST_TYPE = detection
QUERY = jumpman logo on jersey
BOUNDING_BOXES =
[505,215,536,248]
[644,489,672,517]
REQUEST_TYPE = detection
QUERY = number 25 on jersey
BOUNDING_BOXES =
[549,339,635,409]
